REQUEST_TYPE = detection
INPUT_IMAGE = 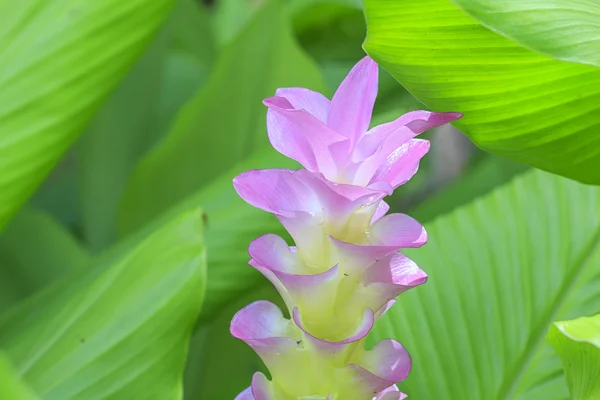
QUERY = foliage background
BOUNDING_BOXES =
[1,0,598,399]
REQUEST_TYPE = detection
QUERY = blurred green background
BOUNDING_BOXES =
[0,0,540,398]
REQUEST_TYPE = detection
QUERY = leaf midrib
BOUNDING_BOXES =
[498,225,600,399]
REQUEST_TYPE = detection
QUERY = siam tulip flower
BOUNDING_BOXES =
[230,56,462,399]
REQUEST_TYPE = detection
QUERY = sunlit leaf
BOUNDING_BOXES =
[364,0,600,184]
[0,353,38,400]
[453,0,600,67]
[0,208,205,399]
[549,314,600,400]
[369,170,600,399]
[0,0,177,230]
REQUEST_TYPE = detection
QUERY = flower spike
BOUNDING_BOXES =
[231,55,461,399]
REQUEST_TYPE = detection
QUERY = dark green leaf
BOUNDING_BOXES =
[0,208,88,312]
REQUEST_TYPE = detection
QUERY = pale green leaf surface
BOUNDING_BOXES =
[119,0,326,235]
[0,208,88,312]
[549,314,600,400]
[452,0,600,67]
[0,0,177,231]
[77,0,212,251]
[211,0,265,46]
[363,0,600,184]
[369,170,600,399]
[0,354,38,400]
[0,208,205,400]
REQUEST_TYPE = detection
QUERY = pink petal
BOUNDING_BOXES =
[363,252,428,289]
[249,234,302,275]
[274,88,330,123]
[233,169,319,217]
[357,111,462,161]
[249,235,340,315]
[251,373,275,400]
[371,139,430,189]
[361,253,427,312]
[235,387,255,400]
[369,213,428,249]
[374,385,407,400]
[374,299,396,319]
[230,301,298,362]
[328,56,379,145]
[359,339,412,383]
[345,364,395,397]
[371,200,390,223]
[264,96,348,176]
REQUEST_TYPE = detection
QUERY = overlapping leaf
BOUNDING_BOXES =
[0,354,38,400]
[119,0,326,234]
[369,170,600,399]
[549,314,600,400]
[453,0,600,67]
[0,208,205,400]
[77,0,212,251]
[0,0,177,230]
[0,208,88,312]
[363,0,600,184]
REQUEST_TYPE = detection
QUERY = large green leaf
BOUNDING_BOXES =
[549,314,600,400]
[77,0,212,251]
[0,208,205,399]
[119,0,326,234]
[453,0,600,67]
[0,0,177,231]
[0,208,88,312]
[363,0,600,184]
[0,354,38,400]
[369,170,600,399]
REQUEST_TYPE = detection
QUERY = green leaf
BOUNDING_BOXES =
[0,208,88,312]
[76,35,167,252]
[369,170,600,399]
[0,0,177,231]
[549,314,600,400]
[452,0,600,67]
[77,0,212,251]
[0,353,38,400]
[119,0,326,234]
[363,0,600,184]
[410,154,529,223]
[123,147,296,322]
[0,208,205,399]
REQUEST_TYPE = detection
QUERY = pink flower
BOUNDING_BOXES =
[264,56,462,194]
[230,55,462,400]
